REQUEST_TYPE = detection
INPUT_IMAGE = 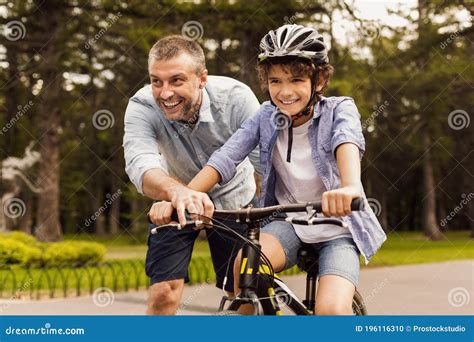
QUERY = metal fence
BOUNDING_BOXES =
[0,257,302,300]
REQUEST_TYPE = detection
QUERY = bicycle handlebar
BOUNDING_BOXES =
[207,198,364,222]
[165,197,361,222]
[150,198,364,234]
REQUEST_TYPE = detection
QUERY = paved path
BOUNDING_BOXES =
[0,260,472,315]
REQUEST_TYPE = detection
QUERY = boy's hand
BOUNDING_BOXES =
[321,185,360,217]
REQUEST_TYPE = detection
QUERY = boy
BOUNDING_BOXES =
[188,24,387,314]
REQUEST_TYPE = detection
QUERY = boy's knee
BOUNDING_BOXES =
[316,301,352,315]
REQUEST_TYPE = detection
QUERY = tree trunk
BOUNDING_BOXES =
[4,42,20,157]
[422,132,442,240]
[18,191,33,234]
[34,1,63,242]
[93,189,106,236]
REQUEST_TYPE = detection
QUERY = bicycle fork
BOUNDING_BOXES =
[219,223,282,315]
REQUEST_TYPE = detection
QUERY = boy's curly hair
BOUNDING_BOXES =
[256,57,334,97]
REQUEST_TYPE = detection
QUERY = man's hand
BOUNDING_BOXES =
[148,201,175,226]
[169,188,214,227]
[321,185,360,217]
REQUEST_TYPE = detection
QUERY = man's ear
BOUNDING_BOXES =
[199,69,208,89]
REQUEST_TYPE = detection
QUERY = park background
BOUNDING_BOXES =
[0,0,472,312]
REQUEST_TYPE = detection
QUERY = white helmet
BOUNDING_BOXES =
[258,24,329,65]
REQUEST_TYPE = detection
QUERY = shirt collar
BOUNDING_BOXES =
[312,96,327,120]
[197,88,214,123]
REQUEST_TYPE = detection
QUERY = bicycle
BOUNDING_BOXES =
[150,198,367,315]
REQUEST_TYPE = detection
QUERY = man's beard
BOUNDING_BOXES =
[178,98,200,125]
[158,92,201,124]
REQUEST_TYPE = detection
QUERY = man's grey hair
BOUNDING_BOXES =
[148,35,206,74]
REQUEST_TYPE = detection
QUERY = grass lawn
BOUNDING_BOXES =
[91,230,474,266]
[367,230,473,267]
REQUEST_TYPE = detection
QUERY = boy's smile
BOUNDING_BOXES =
[268,64,313,126]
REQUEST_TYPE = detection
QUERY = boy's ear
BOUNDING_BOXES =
[315,72,327,92]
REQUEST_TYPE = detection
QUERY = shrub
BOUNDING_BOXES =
[41,241,106,267]
[0,232,106,268]
[0,239,42,267]
[0,231,38,247]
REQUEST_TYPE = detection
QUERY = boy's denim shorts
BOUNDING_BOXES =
[261,220,361,286]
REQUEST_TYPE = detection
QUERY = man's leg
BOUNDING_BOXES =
[147,279,185,315]
[206,219,244,297]
[145,225,199,315]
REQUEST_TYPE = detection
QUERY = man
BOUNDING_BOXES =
[123,35,261,315]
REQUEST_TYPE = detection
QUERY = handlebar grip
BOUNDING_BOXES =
[171,210,192,222]
[147,203,192,225]
[351,198,364,211]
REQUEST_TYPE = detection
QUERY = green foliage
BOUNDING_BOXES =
[0,231,39,247]
[40,241,106,268]
[0,233,105,268]
[0,239,42,267]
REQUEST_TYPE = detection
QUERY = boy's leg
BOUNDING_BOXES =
[313,237,360,315]
[315,275,355,315]
[145,225,199,315]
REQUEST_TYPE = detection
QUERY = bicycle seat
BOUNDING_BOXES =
[297,246,319,274]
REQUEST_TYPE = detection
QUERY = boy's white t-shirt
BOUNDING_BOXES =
[273,119,352,243]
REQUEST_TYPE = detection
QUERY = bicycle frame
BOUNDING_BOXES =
[151,199,367,315]
[217,220,311,315]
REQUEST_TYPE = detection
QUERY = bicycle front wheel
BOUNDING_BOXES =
[215,310,242,316]
[352,289,367,315]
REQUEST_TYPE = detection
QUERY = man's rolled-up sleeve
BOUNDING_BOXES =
[331,98,366,159]
[123,99,168,194]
